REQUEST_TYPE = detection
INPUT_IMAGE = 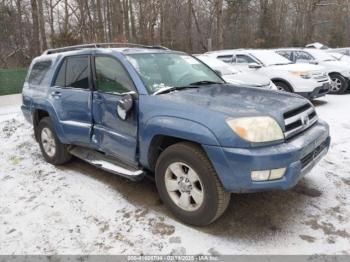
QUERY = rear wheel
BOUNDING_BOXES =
[155,142,231,226]
[274,81,293,93]
[329,73,348,94]
[38,117,72,165]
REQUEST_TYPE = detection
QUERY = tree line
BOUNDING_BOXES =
[1,0,350,68]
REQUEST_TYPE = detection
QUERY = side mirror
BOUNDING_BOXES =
[309,60,319,65]
[248,63,262,69]
[117,93,134,120]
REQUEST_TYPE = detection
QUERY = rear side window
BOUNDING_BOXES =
[54,56,89,89]
[236,55,256,64]
[28,60,52,85]
[54,60,66,87]
[277,51,292,61]
[217,55,233,63]
[295,51,313,61]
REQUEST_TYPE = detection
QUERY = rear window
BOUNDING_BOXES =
[28,60,52,85]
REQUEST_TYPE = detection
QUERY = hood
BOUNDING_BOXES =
[143,84,312,148]
[321,60,350,72]
[268,63,325,72]
[222,71,270,88]
[156,84,308,125]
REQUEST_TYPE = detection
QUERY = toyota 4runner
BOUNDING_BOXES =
[22,44,330,226]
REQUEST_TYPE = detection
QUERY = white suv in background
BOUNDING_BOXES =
[195,55,277,90]
[276,48,350,94]
[206,49,330,99]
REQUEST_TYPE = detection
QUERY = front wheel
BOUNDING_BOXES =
[274,81,293,92]
[329,74,348,94]
[155,142,231,226]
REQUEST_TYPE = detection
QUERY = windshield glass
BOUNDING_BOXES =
[306,49,337,62]
[195,55,239,76]
[249,50,293,66]
[126,53,224,94]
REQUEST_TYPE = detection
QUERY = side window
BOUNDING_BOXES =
[95,56,135,94]
[295,51,313,61]
[66,56,89,89]
[54,60,66,87]
[28,60,52,85]
[217,55,233,63]
[236,55,256,64]
[277,51,292,61]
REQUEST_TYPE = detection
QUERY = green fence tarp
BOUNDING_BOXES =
[0,68,27,96]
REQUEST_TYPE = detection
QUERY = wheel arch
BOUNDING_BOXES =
[140,116,220,172]
[32,104,68,144]
[271,78,294,92]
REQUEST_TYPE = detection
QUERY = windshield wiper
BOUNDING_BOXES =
[189,80,223,86]
[153,85,199,95]
[153,81,223,95]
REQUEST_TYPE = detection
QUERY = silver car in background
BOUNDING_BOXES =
[196,54,277,90]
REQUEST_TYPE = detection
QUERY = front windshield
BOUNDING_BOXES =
[126,53,224,94]
[249,50,293,66]
[306,49,337,62]
[196,55,239,76]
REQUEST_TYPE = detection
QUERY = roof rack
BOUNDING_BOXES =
[43,43,170,55]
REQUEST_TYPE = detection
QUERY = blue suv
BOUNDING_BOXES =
[22,44,330,226]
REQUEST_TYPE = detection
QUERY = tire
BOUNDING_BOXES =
[329,73,348,94]
[37,117,72,165]
[155,142,231,226]
[274,81,293,93]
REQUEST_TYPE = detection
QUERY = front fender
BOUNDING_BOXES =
[139,116,220,168]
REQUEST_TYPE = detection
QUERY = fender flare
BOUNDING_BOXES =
[31,99,69,144]
[140,116,220,168]
[271,78,294,92]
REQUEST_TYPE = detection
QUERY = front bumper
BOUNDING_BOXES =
[299,82,330,99]
[203,120,330,193]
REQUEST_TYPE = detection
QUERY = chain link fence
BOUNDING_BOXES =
[0,68,27,96]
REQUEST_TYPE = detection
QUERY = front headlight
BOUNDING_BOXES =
[226,117,284,143]
[290,71,312,79]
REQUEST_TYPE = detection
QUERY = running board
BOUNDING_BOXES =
[69,147,144,181]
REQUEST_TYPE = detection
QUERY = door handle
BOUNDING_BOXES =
[51,91,61,98]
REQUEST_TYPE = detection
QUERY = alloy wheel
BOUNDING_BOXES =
[164,162,204,212]
[41,127,56,157]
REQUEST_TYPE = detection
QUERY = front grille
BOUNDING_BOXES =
[301,140,328,169]
[283,103,318,139]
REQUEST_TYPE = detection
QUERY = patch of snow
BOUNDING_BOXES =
[0,95,349,255]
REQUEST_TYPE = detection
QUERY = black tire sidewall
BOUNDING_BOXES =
[155,144,222,226]
[38,118,67,165]
[274,81,292,92]
[330,74,347,94]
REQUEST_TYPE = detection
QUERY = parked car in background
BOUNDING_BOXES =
[327,52,350,64]
[22,44,330,226]
[305,42,329,50]
[276,48,350,94]
[206,49,330,100]
[330,47,350,57]
[195,54,277,90]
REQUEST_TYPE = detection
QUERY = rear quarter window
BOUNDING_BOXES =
[28,60,52,85]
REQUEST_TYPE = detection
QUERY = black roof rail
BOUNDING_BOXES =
[43,43,170,55]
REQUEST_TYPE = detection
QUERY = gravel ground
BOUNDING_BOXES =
[0,94,349,255]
